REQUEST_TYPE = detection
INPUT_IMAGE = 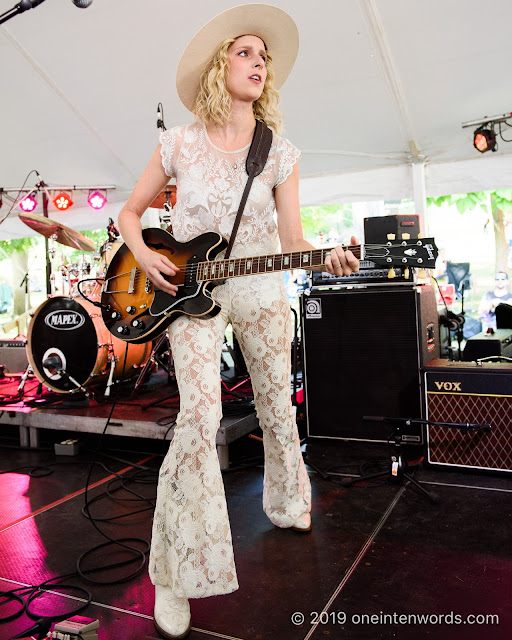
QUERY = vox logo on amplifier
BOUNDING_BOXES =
[434,381,462,391]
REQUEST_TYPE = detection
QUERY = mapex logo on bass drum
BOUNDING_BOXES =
[44,309,85,331]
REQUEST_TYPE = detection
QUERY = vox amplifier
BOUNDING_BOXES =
[424,359,512,472]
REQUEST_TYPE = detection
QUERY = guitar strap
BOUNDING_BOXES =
[224,119,273,259]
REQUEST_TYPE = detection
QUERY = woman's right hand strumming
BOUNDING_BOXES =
[134,245,180,297]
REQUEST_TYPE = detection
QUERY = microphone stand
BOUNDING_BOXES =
[341,416,491,504]
[35,177,54,297]
[0,0,47,26]
[455,283,466,360]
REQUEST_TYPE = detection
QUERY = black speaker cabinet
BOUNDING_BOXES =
[301,285,439,443]
[425,360,512,472]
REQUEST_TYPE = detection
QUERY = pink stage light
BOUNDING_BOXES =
[19,193,37,212]
[88,190,107,210]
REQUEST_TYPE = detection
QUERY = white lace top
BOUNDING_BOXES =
[159,121,300,259]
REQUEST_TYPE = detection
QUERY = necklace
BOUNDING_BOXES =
[214,124,252,170]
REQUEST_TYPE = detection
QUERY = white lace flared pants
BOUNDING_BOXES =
[149,276,311,598]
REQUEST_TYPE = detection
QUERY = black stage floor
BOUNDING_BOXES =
[0,424,511,640]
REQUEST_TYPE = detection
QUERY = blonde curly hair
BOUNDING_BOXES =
[193,36,283,134]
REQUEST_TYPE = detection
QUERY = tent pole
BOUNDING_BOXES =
[411,161,427,235]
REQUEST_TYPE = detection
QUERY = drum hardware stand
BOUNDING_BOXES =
[134,333,176,404]
[132,331,176,398]
[60,370,90,397]
[42,356,90,397]
[104,350,119,398]
[17,364,33,394]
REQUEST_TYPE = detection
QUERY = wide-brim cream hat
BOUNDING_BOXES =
[176,3,299,112]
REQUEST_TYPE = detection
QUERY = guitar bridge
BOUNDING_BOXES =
[128,268,137,294]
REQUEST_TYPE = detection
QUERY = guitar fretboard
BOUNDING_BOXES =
[197,246,362,281]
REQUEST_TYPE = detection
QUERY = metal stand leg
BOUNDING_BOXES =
[19,426,40,448]
[217,444,229,471]
[342,420,440,504]
[132,333,174,397]
[29,427,40,448]
[19,426,29,448]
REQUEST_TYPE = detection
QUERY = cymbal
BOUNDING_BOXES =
[19,212,96,252]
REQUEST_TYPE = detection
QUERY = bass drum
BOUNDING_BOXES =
[27,296,151,393]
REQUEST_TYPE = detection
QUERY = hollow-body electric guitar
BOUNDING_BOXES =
[100,228,438,344]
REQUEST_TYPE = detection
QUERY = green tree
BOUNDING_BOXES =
[0,237,37,316]
[300,204,353,242]
[427,190,512,273]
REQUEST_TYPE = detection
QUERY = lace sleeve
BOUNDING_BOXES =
[159,126,184,178]
[274,136,301,188]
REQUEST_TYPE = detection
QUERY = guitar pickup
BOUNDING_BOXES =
[128,268,137,294]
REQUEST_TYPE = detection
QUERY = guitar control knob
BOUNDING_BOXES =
[126,306,136,315]
[111,311,122,321]
[117,325,130,335]
[131,319,145,329]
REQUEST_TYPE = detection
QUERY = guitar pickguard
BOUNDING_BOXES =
[149,283,204,317]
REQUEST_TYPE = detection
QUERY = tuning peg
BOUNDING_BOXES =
[388,267,396,279]
[404,267,410,279]
[417,233,424,239]
[401,233,410,240]
[418,268,427,279]
[387,234,396,240]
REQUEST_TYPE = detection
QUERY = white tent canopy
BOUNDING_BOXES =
[1,0,512,240]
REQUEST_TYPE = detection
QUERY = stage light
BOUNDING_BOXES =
[473,126,497,153]
[19,193,37,212]
[88,190,107,210]
[53,191,73,210]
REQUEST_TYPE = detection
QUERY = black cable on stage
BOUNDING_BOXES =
[0,346,158,632]
[76,277,108,309]
[77,341,153,585]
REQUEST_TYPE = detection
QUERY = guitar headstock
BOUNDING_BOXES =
[364,238,438,269]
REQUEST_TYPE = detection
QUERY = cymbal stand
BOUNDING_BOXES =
[48,235,57,296]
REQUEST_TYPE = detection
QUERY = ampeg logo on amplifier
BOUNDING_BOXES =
[44,310,85,330]
[305,298,322,319]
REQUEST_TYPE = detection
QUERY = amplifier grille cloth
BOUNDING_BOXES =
[428,393,512,469]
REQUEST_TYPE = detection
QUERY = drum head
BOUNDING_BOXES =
[28,297,99,392]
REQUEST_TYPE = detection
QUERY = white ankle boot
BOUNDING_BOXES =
[154,585,191,639]
[291,512,312,532]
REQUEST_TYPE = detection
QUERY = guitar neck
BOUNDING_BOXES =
[197,246,362,281]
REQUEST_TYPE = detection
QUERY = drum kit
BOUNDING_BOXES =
[18,212,153,397]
